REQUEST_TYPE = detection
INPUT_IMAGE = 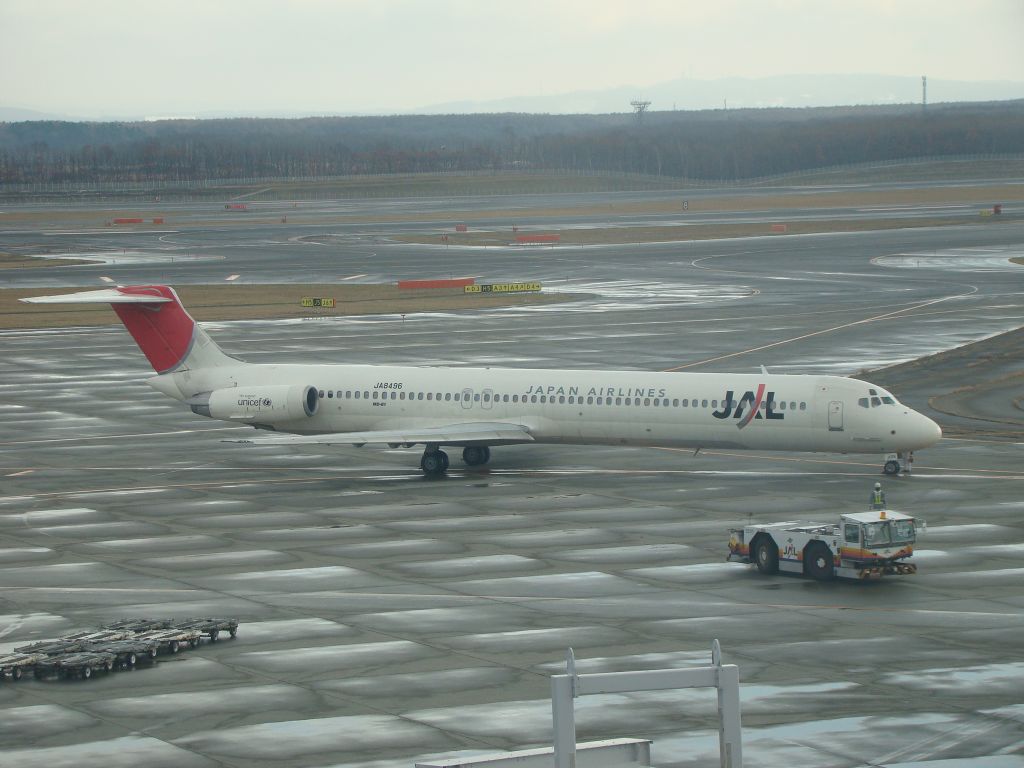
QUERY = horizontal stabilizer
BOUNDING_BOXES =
[21,288,172,305]
[224,422,534,448]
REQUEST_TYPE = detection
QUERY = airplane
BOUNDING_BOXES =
[22,285,942,478]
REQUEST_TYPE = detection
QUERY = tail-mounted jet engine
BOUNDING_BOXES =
[190,384,319,424]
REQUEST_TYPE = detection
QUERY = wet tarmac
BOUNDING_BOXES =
[1,189,1024,767]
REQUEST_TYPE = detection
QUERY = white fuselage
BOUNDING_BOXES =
[153,362,942,455]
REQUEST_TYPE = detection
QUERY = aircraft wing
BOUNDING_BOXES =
[223,422,534,448]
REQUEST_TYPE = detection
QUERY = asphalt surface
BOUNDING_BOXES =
[1,186,1023,768]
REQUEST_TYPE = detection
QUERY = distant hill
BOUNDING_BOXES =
[0,106,82,122]
[4,74,1024,122]
[416,74,1024,115]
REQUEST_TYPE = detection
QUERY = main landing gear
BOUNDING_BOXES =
[420,447,449,478]
[419,445,492,478]
[462,446,491,467]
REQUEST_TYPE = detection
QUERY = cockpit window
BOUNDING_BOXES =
[863,521,891,546]
[862,390,897,407]
[861,520,915,546]
[892,519,915,543]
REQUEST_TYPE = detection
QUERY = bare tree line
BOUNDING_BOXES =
[1,101,1021,185]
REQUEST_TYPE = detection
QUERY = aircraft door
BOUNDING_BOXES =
[461,388,473,410]
[828,400,844,431]
[481,388,494,410]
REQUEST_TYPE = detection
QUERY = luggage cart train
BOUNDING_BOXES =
[0,617,238,682]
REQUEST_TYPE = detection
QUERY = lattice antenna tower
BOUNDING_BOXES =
[630,99,651,122]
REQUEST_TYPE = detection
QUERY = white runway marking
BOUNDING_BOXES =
[663,288,977,370]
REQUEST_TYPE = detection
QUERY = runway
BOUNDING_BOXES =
[1,186,1024,767]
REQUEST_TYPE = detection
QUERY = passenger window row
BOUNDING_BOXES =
[315,389,807,411]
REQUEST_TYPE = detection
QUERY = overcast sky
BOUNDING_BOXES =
[2,0,1022,119]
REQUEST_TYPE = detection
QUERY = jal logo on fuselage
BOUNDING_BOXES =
[711,384,783,429]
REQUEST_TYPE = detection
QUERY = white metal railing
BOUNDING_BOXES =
[551,639,742,768]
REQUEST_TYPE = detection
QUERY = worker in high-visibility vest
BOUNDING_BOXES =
[869,482,887,510]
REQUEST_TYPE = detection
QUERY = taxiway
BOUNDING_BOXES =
[1,188,1023,767]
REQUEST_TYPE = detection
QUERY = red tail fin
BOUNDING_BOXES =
[110,286,196,374]
[21,285,233,374]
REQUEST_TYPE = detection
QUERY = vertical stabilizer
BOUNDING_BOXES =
[21,285,236,373]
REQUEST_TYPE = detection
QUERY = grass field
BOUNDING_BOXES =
[0,252,93,269]
[2,172,1018,326]
[392,215,1009,248]
[4,157,1024,204]
[2,181,1019,235]
[0,284,582,330]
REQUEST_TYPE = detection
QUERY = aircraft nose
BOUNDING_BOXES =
[914,412,942,447]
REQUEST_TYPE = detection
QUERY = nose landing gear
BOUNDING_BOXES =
[882,452,912,476]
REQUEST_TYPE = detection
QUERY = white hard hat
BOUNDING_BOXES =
[874,482,881,489]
